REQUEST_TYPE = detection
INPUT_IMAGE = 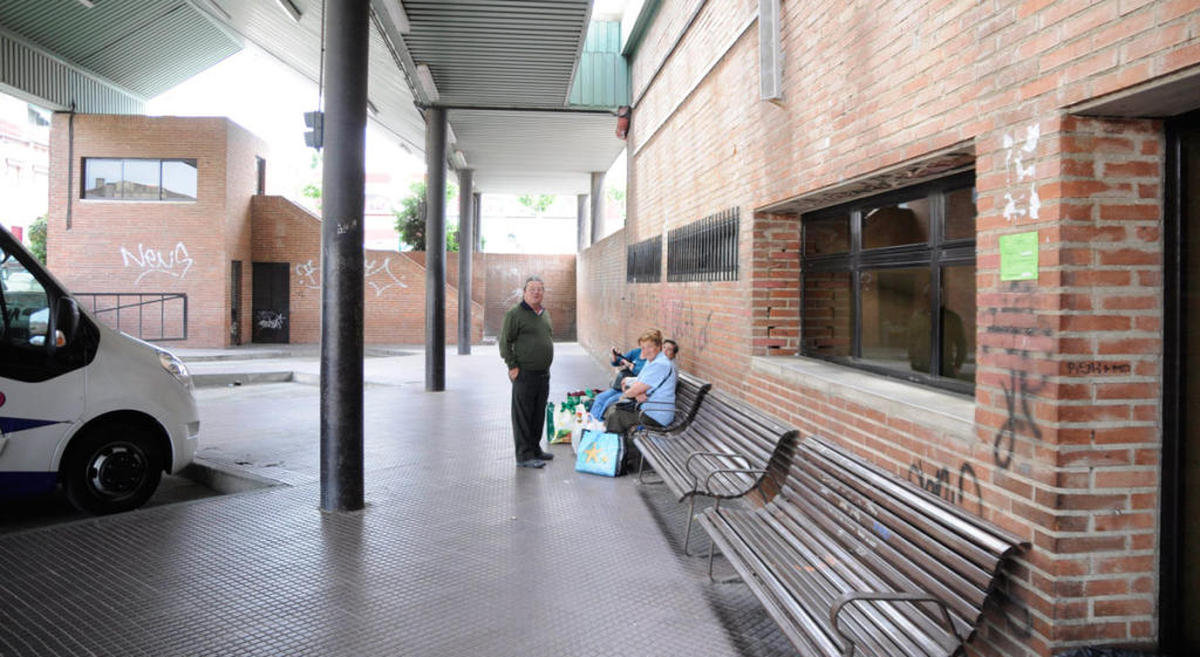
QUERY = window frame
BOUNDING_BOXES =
[800,171,976,395]
[81,157,198,202]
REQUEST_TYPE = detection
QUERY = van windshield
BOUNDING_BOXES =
[0,246,51,350]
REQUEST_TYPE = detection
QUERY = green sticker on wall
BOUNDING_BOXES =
[999,231,1038,281]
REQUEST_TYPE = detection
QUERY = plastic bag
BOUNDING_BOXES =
[550,403,574,444]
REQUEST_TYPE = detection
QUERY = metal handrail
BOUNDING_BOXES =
[72,292,188,342]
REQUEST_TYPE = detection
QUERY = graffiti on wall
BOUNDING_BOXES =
[120,242,193,284]
[256,309,286,330]
[1002,124,1041,222]
[294,256,409,296]
[296,260,320,289]
[364,257,408,296]
[993,367,1045,470]
[906,459,983,516]
[665,299,712,353]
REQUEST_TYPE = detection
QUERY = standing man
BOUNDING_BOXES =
[500,276,555,468]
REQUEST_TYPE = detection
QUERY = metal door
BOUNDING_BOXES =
[251,262,289,344]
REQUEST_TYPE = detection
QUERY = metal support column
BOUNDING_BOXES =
[457,168,474,355]
[425,107,448,391]
[319,0,369,513]
[590,171,605,244]
[577,193,588,251]
[473,192,482,252]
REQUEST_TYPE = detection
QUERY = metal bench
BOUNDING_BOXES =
[628,369,711,437]
[632,388,798,554]
[699,435,1028,657]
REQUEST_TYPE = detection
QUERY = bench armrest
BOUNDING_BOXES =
[701,467,772,499]
[829,591,965,657]
[684,451,751,491]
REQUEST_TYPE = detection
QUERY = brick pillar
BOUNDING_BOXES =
[973,115,1164,657]
[751,212,800,356]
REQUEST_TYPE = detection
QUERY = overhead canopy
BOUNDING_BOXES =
[0,0,627,195]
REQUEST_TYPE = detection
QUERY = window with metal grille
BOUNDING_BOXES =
[626,236,662,283]
[667,208,740,282]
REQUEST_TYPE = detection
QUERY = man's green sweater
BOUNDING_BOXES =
[499,302,554,371]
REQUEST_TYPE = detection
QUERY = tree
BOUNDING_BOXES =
[393,181,460,251]
[517,194,555,215]
[28,216,47,264]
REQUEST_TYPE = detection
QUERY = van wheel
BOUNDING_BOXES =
[62,424,163,515]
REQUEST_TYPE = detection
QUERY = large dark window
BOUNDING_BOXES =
[83,158,198,201]
[801,172,976,393]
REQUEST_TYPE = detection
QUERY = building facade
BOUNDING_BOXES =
[45,114,576,348]
[579,1,1200,655]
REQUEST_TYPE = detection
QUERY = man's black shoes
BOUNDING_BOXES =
[516,459,546,468]
[536,451,555,461]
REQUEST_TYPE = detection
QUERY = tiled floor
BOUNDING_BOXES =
[0,344,793,656]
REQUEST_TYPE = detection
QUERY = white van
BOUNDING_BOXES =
[0,224,198,514]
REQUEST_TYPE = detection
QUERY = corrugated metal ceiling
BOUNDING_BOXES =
[0,0,626,194]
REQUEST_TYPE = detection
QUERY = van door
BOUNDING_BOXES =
[0,235,90,494]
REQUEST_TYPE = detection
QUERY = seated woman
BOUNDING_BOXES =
[603,328,677,436]
[588,343,646,421]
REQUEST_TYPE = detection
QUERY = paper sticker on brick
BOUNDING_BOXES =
[999,231,1038,281]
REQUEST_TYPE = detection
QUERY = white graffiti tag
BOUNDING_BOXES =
[1002,124,1041,222]
[256,310,286,330]
[120,242,194,284]
[296,259,321,289]
[365,257,408,296]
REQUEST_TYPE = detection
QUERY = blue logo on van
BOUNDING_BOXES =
[0,417,64,434]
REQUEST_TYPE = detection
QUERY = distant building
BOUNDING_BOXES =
[45,114,576,347]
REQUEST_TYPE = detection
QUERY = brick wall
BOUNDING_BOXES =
[483,253,577,341]
[251,196,485,345]
[46,114,266,347]
[577,1,1200,655]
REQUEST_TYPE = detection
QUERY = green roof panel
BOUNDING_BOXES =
[568,21,629,108]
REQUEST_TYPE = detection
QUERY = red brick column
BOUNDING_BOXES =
[974,115,1163,656]
[751,212,801,356]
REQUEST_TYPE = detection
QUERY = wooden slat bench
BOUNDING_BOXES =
[631,388,798,554]
[628,369,711,437]
[698,435,1028,657]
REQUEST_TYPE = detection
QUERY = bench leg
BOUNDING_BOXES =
[683,496,697,556]
[635,452,662,485]
[706,540,741,584]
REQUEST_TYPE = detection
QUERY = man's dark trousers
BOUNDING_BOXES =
[511,369,549,461]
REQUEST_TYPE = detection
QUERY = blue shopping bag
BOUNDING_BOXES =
[574,429,624,477]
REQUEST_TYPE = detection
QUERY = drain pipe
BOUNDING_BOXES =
[66,101,76,230]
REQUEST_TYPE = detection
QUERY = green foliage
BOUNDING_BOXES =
[517,194,555,215]
[28,216,47,264]
[393,182,462,251]
[301,184,321,200]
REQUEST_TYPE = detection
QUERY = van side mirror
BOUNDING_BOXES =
[57,296,80,344]
[43,296,81,352]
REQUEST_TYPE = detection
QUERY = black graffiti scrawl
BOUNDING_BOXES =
[994,367,1045,470]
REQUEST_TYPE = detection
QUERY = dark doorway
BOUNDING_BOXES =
[256,156,266,195]
[231,260,242,345]
[1163,110,1200,653]
[252,262,289,344]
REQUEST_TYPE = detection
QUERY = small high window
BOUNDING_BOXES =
[801,172,976,393]
[82,158,198,201]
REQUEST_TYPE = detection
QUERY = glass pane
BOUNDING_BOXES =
[862,197,930,249]
[804,214,850,256]
[0,247,50,349]
[83,159,122,199]
[945,187,977,240]
[122,159,161,200]
[941,265,976,383]
[162,159,198,201]
[860,267,930,373]
[803,271,851,357]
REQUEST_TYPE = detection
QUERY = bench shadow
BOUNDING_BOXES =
[633,483,796,657]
